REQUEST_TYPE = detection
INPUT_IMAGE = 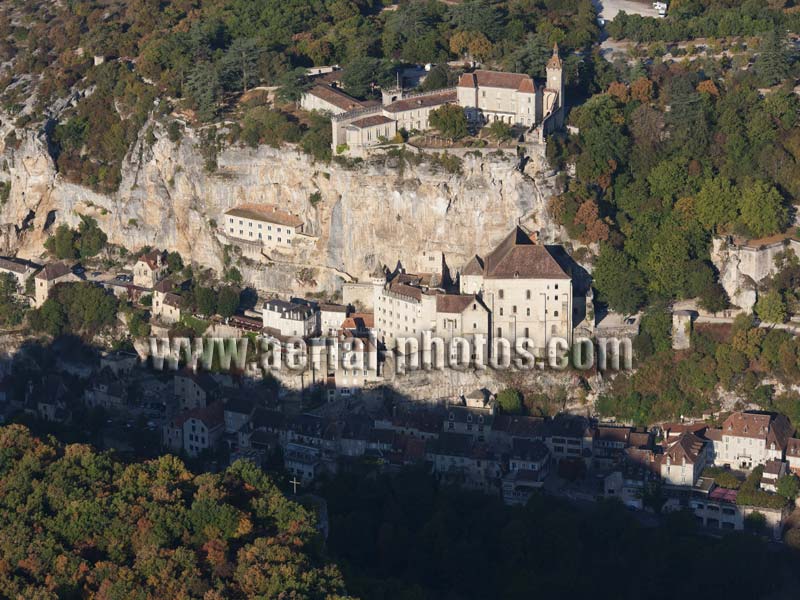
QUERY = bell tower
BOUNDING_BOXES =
[546,43,564,109]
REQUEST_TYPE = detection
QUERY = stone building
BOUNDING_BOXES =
[709,411,793,470]
[133,249,167,289]
[317,45,564,152]
[33,262,76,307]
[223,204,305,254]
[300,84,366,114]
[262,298,318,338]
[659,432,709,487]
[460,227,573,353]
[0,257,38,293]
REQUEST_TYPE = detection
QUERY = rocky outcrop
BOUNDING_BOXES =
[0,117,563,295]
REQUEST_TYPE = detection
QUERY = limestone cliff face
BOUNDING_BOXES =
[0,118,562,294]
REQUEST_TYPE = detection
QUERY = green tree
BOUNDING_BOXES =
[737,180,787,239]
[195,286,217,316]
[755,289,787,324]
[78,216,107,258]
[694,177,740,233]
[217,286,240,318]
[428,104,468,140]
[47,224,78,259]
[755,30,790,87]
[497,388,523,414]
[592,244,646,314]
[777,474,800,500]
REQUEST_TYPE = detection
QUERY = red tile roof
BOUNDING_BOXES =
[225,203,303,228]
[383,90,457,113]
[349,114,394,129]
[482,227,570,280]
[457,70,536,93]
[306,85,364,111]
[435,294,479,314]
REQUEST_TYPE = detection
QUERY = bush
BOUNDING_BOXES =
[497,388,523,414]
[736,466,788,510]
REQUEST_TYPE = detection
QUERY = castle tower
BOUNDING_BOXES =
[546,43,563,109]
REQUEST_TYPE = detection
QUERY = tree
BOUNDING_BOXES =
[694,177,740,233]
[217,286,240,318]
[47,224,78,259]
[755,289,787,324]
[195,286,217,316]
[486,120,512,142]
[428,104,468,140]
[497,388,523,414]
[777,474,800,500]
[219,37,262,93]
[754,30,790,87]
[737,180,787,239]
[166,251,183,273]
[78,216,107,258]
[341,57,391,99]
[592,244,646,314]
[449,30,493,61]
[186,62,221,121]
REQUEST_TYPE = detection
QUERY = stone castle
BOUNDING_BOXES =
[301,45,566,152]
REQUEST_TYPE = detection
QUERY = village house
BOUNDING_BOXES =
[502,438,551,505]
[319,302,350,335]
[786,438,800,475]
[182,402,225,458]
[761,459,788,493]
[660,431,709,487]
[262,298,318,338]
[543,414,594,466]
[133,250,168,289]
[0,257,38,295]
[152,278,183,324]
[223,204,305,256]
[710,411,793,470]
[34,262,76,307]
[174,370,220,411]
[443,391,495,442]
[84,375,128,413]
[428,432,501,493]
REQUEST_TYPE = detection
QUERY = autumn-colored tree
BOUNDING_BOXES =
[630,77,654,103]
[607,81,629,103]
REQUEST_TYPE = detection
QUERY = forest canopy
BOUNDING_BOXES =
[0,425,352,599]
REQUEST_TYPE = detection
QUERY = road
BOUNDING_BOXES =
[593,0,662,21]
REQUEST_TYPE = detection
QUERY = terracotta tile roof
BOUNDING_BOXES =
[482,227,570,280]
[319,302,348,313]
[663,431,705,465]
[163,292,182,308]
[787,438,800,458]
[387,281,423,301]
[436,294,479,314]
[306,84,364,111]
[461,255,484,276]
[596,425,632,444]
[764,458,784,476]
[184,401,224,429]
[137,249,163,270]
[383,90,457,113]
[225,203,303,228]
[493,415,545,438]
[349,114,394,129]
[0,257,30,274]
[154,278,175,293]
[457,70,536,93]
[341,312,374,331]
[721,411,793,450]
[35,262,71,281]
